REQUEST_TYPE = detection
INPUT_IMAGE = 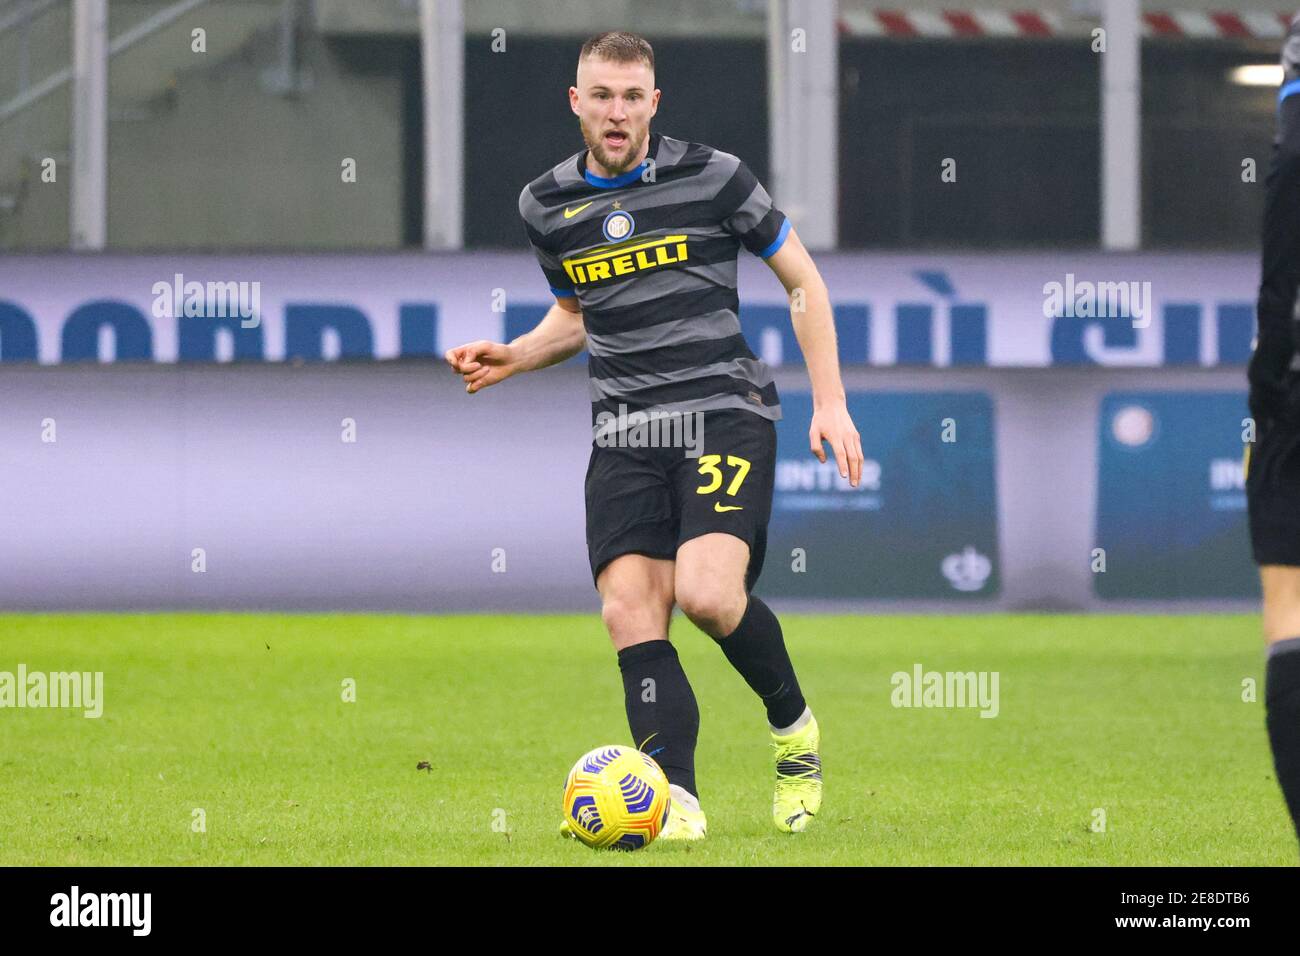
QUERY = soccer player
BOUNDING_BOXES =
[446,31,863,838]
[1247,14,1300,848]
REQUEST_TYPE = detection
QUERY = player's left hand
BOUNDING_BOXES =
[809,401,863,487]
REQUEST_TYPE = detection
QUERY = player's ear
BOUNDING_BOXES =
[568,86,580,114]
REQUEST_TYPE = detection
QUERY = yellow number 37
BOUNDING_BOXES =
[695,454,751,497]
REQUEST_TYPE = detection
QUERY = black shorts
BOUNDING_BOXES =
[584,408,777,591]
[1247,412,1300,566]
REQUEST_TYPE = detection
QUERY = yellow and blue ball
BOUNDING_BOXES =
[562,745,671,850]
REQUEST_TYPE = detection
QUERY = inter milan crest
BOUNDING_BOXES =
[602,208,635,242]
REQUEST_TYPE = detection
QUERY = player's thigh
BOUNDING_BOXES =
[585,443,677,586]
[672,408,776,604]
[1260,565,1300,643]
[596,553,676,651]
[1248,411,1300,642]
[673,533,750,629]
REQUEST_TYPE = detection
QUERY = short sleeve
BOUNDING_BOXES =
[518,185,576,297]
[525,231,575,297]
[1280,17,1300,154]
[714,158,791,258]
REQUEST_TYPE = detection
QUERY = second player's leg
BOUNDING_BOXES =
[1248,411,1300,846]
[1261,564,1300,842]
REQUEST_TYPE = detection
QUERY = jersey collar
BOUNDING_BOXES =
[580,132,661,189]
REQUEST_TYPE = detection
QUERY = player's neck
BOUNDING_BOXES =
[585,136,652,180]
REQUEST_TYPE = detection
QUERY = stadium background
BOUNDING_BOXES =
[0,0,1276,613]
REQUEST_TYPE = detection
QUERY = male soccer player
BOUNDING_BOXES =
[446,31,862,839]
[1247,13,1300,847]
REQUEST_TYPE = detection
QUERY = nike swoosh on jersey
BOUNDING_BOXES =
[714,503,744,512]
[563,201,595,219]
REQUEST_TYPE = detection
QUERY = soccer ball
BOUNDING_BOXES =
[562,745,671,850]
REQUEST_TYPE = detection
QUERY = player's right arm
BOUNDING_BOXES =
[447,182,588,393]
[445,295,584,394]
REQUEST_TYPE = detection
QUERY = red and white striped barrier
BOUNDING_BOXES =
[1143,11,1295,37]
[837,9,1298,39]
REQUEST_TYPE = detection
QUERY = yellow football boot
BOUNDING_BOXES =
[656,785,707,841]
[771,710,821,833]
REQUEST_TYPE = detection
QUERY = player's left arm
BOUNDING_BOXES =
[763,226,864,487]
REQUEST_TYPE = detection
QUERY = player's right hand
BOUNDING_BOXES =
[444,340,517,394]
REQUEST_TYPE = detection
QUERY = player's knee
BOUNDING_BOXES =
[1265,601,1300,643]
[600,594,669,647]
[1262,567,1300,642]
[675,580,744,636]
[600,595,636,637]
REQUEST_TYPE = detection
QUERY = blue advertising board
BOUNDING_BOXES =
[1095,391,1257,599]
[0,252,1258,366]
[758,391,999,598]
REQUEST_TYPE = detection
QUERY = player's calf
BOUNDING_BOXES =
[712,594,808,731]
[716,595,821,833]
[676,537,811,731]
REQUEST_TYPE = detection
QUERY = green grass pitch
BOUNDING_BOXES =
[0,612,1292,865]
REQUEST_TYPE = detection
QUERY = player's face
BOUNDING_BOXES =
[571,57,659,175]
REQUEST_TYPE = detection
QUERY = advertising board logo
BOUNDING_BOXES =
[942,546,992,592]
[1111,404,1157,449]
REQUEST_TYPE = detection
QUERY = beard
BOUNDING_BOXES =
[580,116,646,175]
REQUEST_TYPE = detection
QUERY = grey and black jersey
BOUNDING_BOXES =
[517,132,791,438]
[1250,13,1300,423]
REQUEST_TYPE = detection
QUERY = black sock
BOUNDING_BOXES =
[713,594,807,730]
[1267,637,1300,842]
[618,640,699,799]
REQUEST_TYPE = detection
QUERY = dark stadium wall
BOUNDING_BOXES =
[837,39,1275,250]
[1,31,1276,254]
[463,36,770,249]
[2,27,410,252]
